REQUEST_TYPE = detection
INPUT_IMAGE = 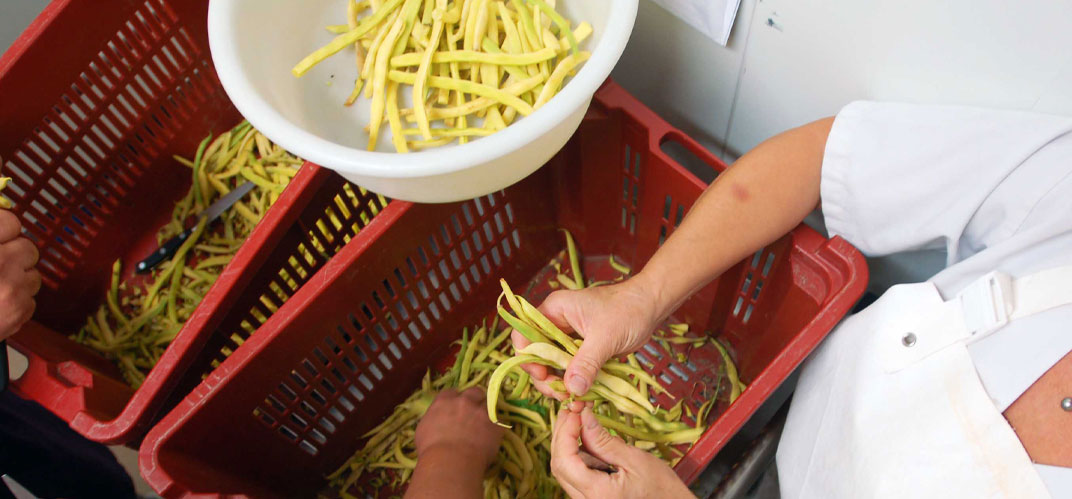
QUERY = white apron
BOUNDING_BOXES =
[777,267,1072,498]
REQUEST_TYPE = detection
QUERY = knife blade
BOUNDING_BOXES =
[135,181,256,273]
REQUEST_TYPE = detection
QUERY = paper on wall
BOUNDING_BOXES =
[649,0,741,46]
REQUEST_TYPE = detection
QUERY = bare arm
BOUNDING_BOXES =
[634,117,834,323]
[518,117,836,396]
[405,388,503,499]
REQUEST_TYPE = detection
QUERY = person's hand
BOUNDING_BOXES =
[414,387,504,469]
[0,211,40,341]
[513,279,662,398]
[551,406,693,499]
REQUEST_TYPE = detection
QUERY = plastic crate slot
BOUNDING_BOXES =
[459,239,473,261]
[328,407,345,424]
[461,203,474,226]
[732,296,744,316]
[373,323,389,342]
[417,310,432,330]
[393,301,411,322]
[289,412,309,430]
[347,384,364,402]
[449,214,463,236]
[310,346,329,367]
[437,224,452,247]
[277,384,299,405]
[376,351,394,370]
[434,261,449,284]
[762,252,776,277]
[357,374,374,392]
[642,344,662,359]
[658,373,673,386]
[668,364,688,382]
[256,410,276,427]
[752,281,763,300]
[394,267,409,288]
[404,290,419,311]
[363,333,378,353]
[396,330,412,350]
[318,417,336,433]
[266,394,286,413]
[382,278,397,298]
[329,366,348,385]
[299,440,318,455]
[290,370,312,389]
[340,355,359,375]
[300,399,319,418]
[26,140,53,165]
[45,120,71,144]
[743,304,754,324]
[741,273,752,293]
[426,235,441,257]
[278,426,299,443]
[493,212,505,234]
[457,273,471,294]
[675,205,685,227]
[408,322,424,340]
[308,428,328,445]
[504,202,515,223]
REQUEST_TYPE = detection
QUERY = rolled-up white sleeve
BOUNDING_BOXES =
[820,101,1072,259]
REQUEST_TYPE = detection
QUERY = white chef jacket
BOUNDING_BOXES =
[777,101,1072,498]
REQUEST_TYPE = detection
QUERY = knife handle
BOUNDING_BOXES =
[1,341,9,392]
[136,225,197,274]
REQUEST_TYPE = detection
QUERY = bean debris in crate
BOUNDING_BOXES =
[327,230,742,497]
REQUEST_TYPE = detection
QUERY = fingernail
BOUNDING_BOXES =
[566,375,588,395]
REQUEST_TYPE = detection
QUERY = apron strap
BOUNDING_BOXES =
[960,266,1072,342]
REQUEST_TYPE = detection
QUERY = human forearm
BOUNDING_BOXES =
[633,117,834,319]
[405,446,486,499]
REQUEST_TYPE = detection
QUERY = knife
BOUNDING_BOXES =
[136,181,256,273]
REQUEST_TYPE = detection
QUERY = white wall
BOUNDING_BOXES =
[614,0,1072,292]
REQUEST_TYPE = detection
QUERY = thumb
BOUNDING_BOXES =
[578,407,633,467]
[564,337,613,396]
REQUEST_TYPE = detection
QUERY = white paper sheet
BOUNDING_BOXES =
[649,0,741,46]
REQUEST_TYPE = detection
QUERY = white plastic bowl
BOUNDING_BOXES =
[207,0,637,202]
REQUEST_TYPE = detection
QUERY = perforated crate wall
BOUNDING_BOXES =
[0,0,395,445]
[142,81,867,499]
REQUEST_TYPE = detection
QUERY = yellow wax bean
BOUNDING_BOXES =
[388,70,534,115]
[390,47,556,67]
[292,0,405,77]
[534,51,590,108]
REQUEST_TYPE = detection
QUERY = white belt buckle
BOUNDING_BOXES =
[959,271,1013,338]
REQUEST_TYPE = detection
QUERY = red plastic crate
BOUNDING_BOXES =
[0,0,390,444]
[140,80,866,497]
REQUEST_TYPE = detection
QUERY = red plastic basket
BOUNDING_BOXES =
[141,80,867,498]
[0,0,389,444]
